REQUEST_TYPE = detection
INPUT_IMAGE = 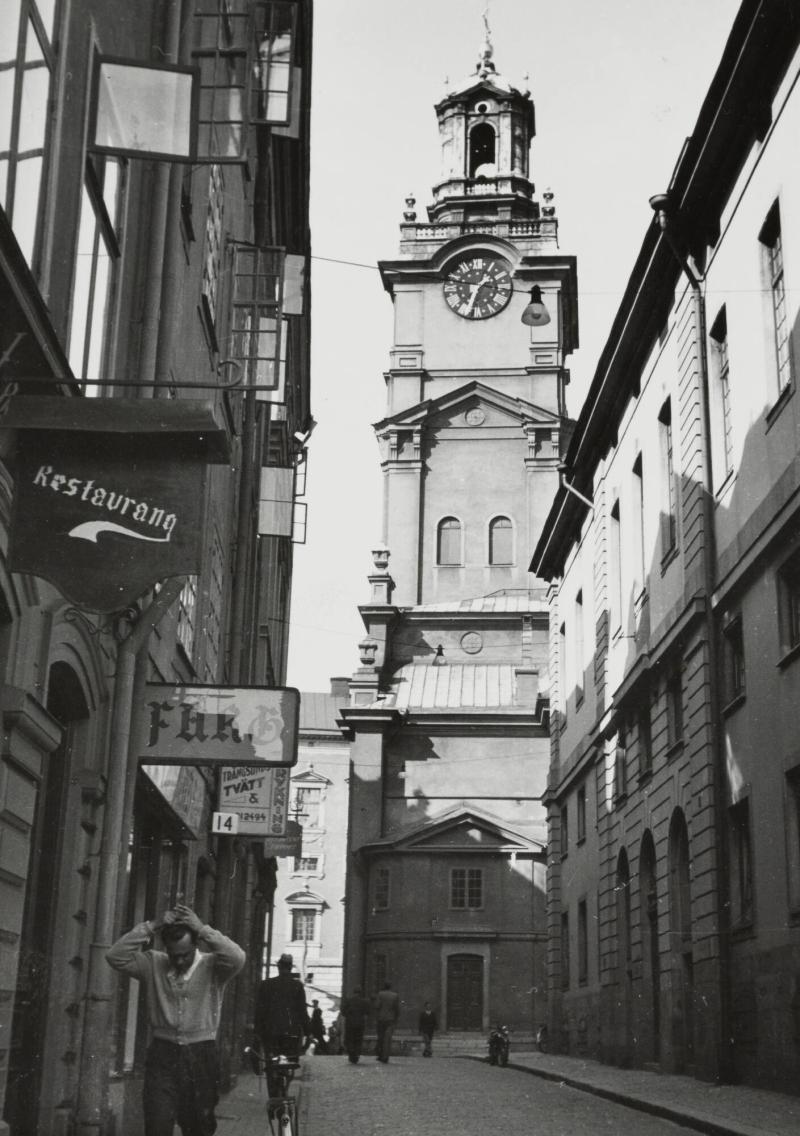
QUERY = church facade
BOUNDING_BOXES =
[339,34,577,1036]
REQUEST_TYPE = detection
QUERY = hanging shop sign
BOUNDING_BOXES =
[137,683,300,768]
[4,396,229,613]
[214,765,290,835]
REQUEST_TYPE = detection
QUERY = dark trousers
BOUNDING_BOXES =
[143,1038,219,1136]
[344,1022,365,1063]
[375,1020,394,1061]
[421,1030,434,1056]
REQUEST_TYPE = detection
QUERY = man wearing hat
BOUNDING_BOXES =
[255,953,311,1094]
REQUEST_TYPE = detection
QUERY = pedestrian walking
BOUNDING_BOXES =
[106,903,245,1136]
[374,980,400,1063]
[309,1000,328,1053]
[327,1018,342,1055]
[418,1001,438,1057]
[255,954,311,1094]
[340,985,372,1063]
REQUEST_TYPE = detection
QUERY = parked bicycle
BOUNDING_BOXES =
[245,1045,301,1136]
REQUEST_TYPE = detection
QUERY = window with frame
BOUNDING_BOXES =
[488,515,513,565]
[177,576,198,660]
[578,898,588,985]
[576,784,586,843]
[666,664,684,750]
[374,866,390,910]
[574,590,584,701]
[68,159,123,392]
[777,549,800,656]
[786,767,800,916]
[632,454,646,595]
[253,1,296,125]
[728,798,754,928]
[201,163,225,333]
[560,803,569,857]
[293,785,322,827]
[638,698,653,778]
[293,856,319,873]
[658,398,678,558]
[709,306,734,487]
[291,908,316,942]
[560,910,570,989]
[722,615,746,705]
[0,0,56,267]
[614,721,628,802]
[609,499,622,633]
[373,952,388,992]
[450,867,483,909]
[192,0,250,162]
[437,517,462,566]
[760,201,793,396]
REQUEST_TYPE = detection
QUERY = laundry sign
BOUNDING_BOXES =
[4,396,229,612]
[215,765,291,835]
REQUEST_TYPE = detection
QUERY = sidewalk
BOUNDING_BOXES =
[214,1052,800,1136]
[493,1050,800,1136]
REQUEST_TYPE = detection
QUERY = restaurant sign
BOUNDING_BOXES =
[5,397,229,613]
[137,684,300,768]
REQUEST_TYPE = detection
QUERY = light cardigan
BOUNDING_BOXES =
[106,921,246,1045]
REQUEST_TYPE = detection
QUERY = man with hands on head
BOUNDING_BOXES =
[106,902,245,1136]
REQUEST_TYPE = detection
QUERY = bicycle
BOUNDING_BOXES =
[245,1045,301,1136]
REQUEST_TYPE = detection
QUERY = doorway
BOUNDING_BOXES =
[446,954,483,1030]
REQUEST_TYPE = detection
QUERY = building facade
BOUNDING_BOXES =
[339,33,578,1038]
[0,2,312,1133]
[532,0,800,1092]
[268,679,351,1019]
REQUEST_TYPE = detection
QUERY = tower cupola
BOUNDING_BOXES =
[429,21,537,225]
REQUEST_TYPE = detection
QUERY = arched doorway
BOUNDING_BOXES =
[668,809,694,1072]
[639,830,661,1061]
[616,849,633,1064]
[446,954,483,1030]
[5,662,88,1136]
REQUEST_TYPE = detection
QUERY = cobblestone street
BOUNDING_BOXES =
[214,1050,800,1136]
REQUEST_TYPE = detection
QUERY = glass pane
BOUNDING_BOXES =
[18,63,48,151]
[25,17,44,62]
[0,4,22,61]
[0,70,15,151]
[95,63,193,157]
[68,188,96,378]
[102,158,120,227]
[0,159,7,206]
[86,243,110,381]
[34,0,56,40]
[12,154,42,263]
[266,92,287,123]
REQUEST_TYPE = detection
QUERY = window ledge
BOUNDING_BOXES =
[714,469,735,502]
[660,544,679,575]
[722,691,746,717]
[777,641,800,670]
[666,740,685,762]
[576,835,586,847]
[765,380,794,431]
[730,921,756,943]
[788,907,800,928]
[638,768,653,787]
[575,688,585,710]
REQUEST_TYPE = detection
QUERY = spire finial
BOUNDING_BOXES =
[478,3,495,76]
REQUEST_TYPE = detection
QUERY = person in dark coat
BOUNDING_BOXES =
[340,985,372,1063]
[309,1000,328,1053]
[418,1001,438,1057]
[374,981,400,1063]
[255,954,310,1095]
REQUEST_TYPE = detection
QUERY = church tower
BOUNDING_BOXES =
[340,26,578,1039]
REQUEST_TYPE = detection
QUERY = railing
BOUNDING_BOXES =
[400,218,558,242]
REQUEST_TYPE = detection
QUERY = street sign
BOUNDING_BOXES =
[212,811,240,834]
[216,766,291,835]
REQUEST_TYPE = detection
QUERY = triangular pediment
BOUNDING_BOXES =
[291,769,331,786]
[360,802,544,857]
[375,381,561,434]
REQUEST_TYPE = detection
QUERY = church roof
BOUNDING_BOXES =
[441,27,529,101]
[406,594,546,615]
[384,662,537,711]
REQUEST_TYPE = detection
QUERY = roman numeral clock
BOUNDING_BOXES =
[442,253,513,319]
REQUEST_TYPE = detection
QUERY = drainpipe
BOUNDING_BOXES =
[75,577,186,1135]
[557,462,594,511]
[649,194,733,1081]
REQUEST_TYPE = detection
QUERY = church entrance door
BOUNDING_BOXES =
[446,954,483,1030]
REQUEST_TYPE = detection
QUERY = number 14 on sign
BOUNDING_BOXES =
[212,811,240,834]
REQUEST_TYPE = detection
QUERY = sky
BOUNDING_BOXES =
[285,0,741,693]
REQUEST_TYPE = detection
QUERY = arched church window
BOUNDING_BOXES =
[489,516,513,565]
[469,123,496,178]
[437,517,462,565]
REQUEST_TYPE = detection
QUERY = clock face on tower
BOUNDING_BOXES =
[442,253,513,320]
